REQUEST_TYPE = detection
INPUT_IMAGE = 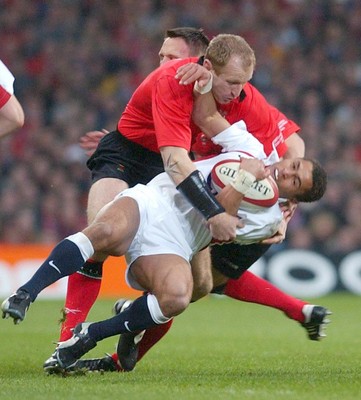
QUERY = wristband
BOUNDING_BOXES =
[177,170,225,220]
[194,73,213,94]
[230,169,256,195]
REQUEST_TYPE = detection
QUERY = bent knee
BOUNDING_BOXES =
[84,222,122,255]
[158,292,191,318]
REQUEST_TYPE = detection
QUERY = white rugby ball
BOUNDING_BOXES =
[210,159,279,208]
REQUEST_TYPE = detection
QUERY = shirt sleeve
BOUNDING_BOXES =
[0,85,11,108]
[271,106,301,140]
[236,85,300,158]
[152,75,194,151]
[211,120,267,160]
[0,60,15,94]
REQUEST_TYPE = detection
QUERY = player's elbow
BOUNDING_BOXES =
[12,96,25,129]
[0,96,25,137]
[16,107,25,129]
[11,111,24,132]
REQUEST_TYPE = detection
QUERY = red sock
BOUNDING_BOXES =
[137,319,174,361]
[59,272,101,341]
[224,271,307,322]
[111,319,174,370]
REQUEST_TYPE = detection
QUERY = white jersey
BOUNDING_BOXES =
[119,121,283,290]
[0,60,15,94]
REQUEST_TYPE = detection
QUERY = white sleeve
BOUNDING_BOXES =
[0,60,15,94]
[211,120,267,160]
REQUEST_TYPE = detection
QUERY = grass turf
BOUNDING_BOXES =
[0,292,360,400]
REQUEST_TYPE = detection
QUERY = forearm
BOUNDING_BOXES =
[216,184,245,215]
[215,159,267,216]
[192,92,230,138]
[0,95,25,138]
[160,146,197,185]
[160,146,226,220]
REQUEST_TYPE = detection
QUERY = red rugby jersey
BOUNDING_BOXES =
[192,83,300,158]
[118,58,197,153]
[118,57,300,158]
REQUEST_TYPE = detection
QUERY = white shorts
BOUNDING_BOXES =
[116,184,211,290]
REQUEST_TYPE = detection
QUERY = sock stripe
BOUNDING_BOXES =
[67,232,94,261]
[147,294,171,324]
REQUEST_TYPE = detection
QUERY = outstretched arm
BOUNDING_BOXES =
[175,63,228,137]
[192,91,230,138]
[160,145,243,242]
[79,129,109,156]
[0,91,24,138]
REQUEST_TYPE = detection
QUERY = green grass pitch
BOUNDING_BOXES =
[1,292,360,400]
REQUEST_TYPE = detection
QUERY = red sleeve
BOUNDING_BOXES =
[270,106,300,140]
[268,106,300,158]
[233,84,277,138]
[0,85,11,108]
[193,84,301,159]
[221,84,300,158]
[152,75,194,151]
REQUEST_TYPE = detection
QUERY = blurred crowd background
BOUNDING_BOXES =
[0,0,360,262]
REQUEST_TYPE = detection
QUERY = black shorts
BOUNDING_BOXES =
[210,242,271,279]
[87,130,164,187]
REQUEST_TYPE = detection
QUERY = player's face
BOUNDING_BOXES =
[158,37,192,65]
[267,158,313,199]
[208,56,253,104]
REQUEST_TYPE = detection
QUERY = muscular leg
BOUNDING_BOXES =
[55,254,194,369]
[87,178,129,223]
[59,178,129,340]
[210,243,307,322]
[222,271,306,322]
[113,241,313,371]
[130,255,194,318]
[111,247,212,371]
[13,196,139,304]
[92,253,193,337]
[212,268,332,341]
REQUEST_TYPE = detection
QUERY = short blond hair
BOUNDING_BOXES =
[205,34,256,73]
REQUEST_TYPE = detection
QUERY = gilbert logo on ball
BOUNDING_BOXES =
[210,159,279,208]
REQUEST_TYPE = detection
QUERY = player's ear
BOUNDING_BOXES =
[203,59,213,71]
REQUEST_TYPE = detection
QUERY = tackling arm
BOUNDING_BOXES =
[0,93,25,138]
[192,91,230,138]
[160,146,198,186]
[216,157,269,215]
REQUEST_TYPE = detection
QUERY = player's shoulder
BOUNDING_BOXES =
[151,57,199,89]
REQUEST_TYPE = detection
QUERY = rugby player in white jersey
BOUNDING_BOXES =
[1,117,327,371]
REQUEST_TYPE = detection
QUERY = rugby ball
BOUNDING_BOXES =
[210,159,279,209]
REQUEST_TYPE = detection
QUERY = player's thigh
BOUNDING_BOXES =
[84,196,140,255]
[131,254,193,300]
[210,242,271,279]
[87,177,129,223]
